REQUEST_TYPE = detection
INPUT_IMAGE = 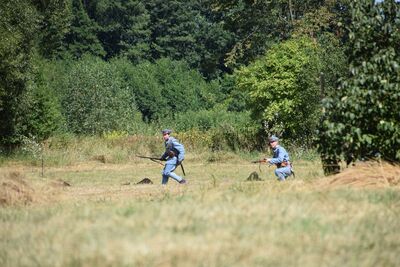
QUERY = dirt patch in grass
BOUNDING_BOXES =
[136,178,154,184]
[316,160,400,189]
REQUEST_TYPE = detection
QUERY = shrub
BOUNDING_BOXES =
[60,56,142,135]
[317,0,400,174]
[113,57,217,121]
[234,36,322,141]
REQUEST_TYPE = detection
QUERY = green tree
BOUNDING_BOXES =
[317,0,400,174]
[87,0,151,63]
[234,37,322,141]
[60,56,140,134]
[208,0,350,69]
[146,0,233,79]
[0,0,40,148]
[64,0,105,58]
[15,58,64,141]
[114,57,217,121]
[36,0,73,59]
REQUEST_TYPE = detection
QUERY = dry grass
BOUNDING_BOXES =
[1,159,399,267]
[316,160,400,189]
[0,171,35,206]
[1,159,399,205]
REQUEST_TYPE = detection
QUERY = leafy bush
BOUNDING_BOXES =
[60,56,142,134]
[0,0,40,148]
[15,69,64,141]
[234,37,322,140]
[163,108,262,151]
[169,107,250,132]
[113,57,218,121]
[317,0,400,174]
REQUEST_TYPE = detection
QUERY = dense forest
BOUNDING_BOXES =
[1,0,399,170]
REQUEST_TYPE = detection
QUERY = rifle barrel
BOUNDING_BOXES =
[137,155,160,160]
[136,155,164,166]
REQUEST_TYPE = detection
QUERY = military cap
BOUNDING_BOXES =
[161,129,172,135]
[268,135,279,143]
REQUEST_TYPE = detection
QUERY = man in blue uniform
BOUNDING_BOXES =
[265,135,292,181]
[160,129,186,185]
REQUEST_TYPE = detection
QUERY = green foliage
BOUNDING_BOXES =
[15,62,64,141]
[60,56,141,135]
[291,3,348,94]
[158,107,263,151]
[146,0,233,79]
[64,0,105,58]
[0,0,367,151]
[87,0,151,62]
[215,74,248,112]
[317,0,400,173]
[168,107,251,132]
[0,0,40,148]
[37,0,73,59]
[234,37,322,140]
[208,0,334,69]
[317,33,348,97]
[114,57,217,121]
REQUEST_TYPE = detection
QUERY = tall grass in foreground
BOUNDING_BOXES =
[2,134,397,266]
[0,178,399,266]
[0,156,399,266]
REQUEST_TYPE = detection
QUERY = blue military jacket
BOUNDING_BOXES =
[268,145,290,166]
[161,137,185,163]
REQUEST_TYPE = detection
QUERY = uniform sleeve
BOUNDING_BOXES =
[269,147,287,165]
[172,139,185,161]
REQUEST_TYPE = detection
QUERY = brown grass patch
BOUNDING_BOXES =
[316,160,400,189]
[0,171,36,206]
[0,171,67,206]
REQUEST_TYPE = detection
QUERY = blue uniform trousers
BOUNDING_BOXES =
[162,157,183,184]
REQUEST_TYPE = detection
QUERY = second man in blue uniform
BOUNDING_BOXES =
[160,129,186,185]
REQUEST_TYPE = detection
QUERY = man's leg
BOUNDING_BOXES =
[162,163,184,184]
[275,166,292,181]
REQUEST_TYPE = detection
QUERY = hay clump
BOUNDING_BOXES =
[319,160,400,189]
[0,171,36,206]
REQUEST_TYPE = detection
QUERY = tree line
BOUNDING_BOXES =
[0,0,399,171]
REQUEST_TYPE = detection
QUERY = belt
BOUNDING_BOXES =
[277,161,290,168]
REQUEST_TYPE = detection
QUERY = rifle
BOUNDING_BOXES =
[137,155,186,176]
[136,155,164,166]
[251,159,268,164]
[252,159,290,167]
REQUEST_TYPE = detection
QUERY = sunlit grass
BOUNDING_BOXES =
[0,150,399,267]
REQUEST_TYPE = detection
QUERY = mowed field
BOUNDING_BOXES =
[1,156,400,267]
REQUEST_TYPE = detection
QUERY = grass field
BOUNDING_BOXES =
[1,153,400,267]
